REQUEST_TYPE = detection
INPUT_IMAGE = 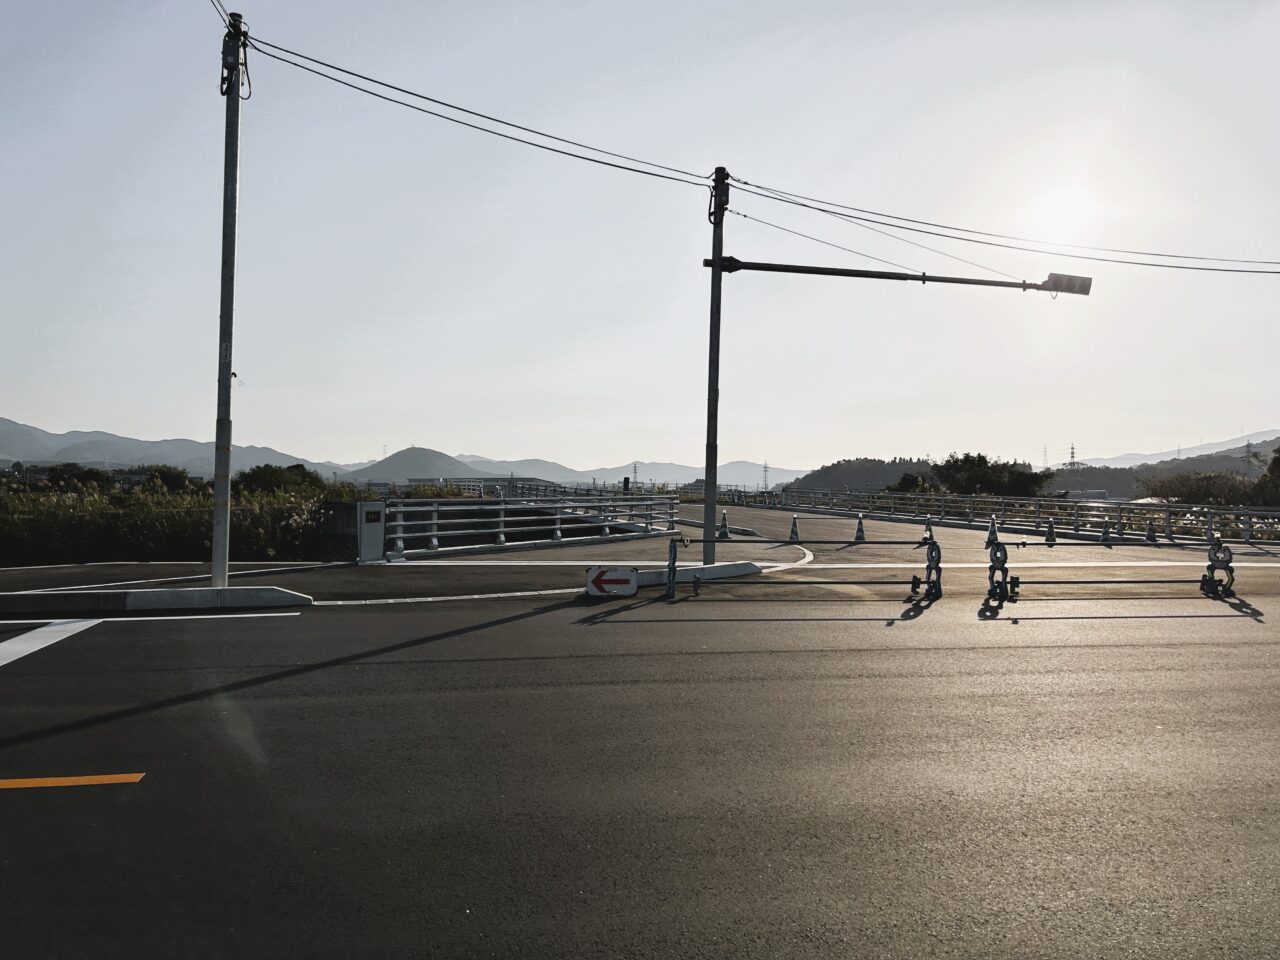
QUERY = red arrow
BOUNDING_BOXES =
[590,569,631,591]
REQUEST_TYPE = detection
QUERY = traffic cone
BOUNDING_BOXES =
[923,516,935,541]
[789,515,800,543]
[717,510,730,540]
[1145,519,1157,543]
[984,516,999,547]
[1100,519,1111,543]
[854,514,866,542]
[1045,517,1056,545]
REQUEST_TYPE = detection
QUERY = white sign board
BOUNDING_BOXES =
[585,566,639,598]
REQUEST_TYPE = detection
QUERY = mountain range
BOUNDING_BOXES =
[0,419,805,487]
[6,416,1271,489]
[1071,429,1280,469]
[0,417,348,478]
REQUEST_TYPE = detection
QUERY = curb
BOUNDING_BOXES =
[673,519,763,537]
[0,587,313,615]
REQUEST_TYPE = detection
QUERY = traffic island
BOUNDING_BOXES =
[0,587,313,616]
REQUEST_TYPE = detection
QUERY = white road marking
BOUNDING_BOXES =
[778,561,1280,569]
[0,612,301,626]
[394,560,743,566]
[315,588,585,606]
[760,546,815,573]
[26,563,338,592]
[0,620,101,669]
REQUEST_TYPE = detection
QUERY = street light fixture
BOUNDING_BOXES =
[699,166,1093,564]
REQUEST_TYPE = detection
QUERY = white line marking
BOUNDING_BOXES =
[0,612,302,626]
[393,560,736,566]
[315,588,584,606]
[0,619,101,668]
[25,563,339,593]
[4,561,320,572]
[780,561,1280,569]
[760,545,815,573]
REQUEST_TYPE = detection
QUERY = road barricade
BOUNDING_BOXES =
[666,514,943,601]
[983,532,1237,602]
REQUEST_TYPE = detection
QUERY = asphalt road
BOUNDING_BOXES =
[3,505,1278,957]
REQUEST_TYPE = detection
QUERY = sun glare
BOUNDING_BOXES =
[1023,184,1101,242]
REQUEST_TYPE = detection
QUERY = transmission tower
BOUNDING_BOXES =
[762,460,769,491]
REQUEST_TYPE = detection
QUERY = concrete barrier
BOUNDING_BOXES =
[637,561,760,588]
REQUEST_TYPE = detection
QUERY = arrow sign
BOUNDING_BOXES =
[585,566,639,598]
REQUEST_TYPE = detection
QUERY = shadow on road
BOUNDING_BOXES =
[977,594,1264,623]
[0,597,583,753]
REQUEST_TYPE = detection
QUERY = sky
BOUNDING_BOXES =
[2,0,1277,471]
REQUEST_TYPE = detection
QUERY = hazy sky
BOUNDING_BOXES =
[3,0,1277,469]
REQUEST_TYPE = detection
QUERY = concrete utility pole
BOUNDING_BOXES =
[702,167,729,565]
[211,13,247,589]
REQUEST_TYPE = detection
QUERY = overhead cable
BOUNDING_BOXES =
[730,175,1280,266]
[729,210,921,273]
[729,182,1280,275]
[250,36,710,182]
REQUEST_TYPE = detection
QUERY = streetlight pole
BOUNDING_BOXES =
[702,166,729,565]
[211,13,247,589]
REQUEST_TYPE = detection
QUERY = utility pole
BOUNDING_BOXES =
[211,13,247,589]
[702,166,729,564]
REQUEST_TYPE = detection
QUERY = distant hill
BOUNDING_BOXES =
[0,417,345,479]
[343,447,497,483]
[792,442,1273,500]
[792,457,936,491]
[455,455,809,488]
[1075,429,1280,469]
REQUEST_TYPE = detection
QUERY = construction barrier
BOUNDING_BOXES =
[669,515,942,601]
[983,534,1237,602]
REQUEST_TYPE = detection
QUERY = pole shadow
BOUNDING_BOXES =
[0,596,582,753]
[976,593,1263,623]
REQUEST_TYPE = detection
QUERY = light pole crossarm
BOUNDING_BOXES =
[702,256,1091,295]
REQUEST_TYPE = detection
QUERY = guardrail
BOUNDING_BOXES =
[740,488,1280,544]
[385,495,678,558]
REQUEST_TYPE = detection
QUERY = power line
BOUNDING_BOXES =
[206,0,229,26]
[249,45,711,190]
[738,181,1024,280]
[730,180,1280,275]
[743,182,1020,280]
[728,209,921,273]
[730,175,1280,266]
[250,36,709,182]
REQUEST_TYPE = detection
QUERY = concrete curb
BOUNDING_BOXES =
[637,561,760,587]
[0,587,313,615]
[673,519,763,537]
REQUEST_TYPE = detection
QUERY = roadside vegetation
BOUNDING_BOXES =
[796,447,1280,507]
[0,463,463,566]
[1137,447,1280,506]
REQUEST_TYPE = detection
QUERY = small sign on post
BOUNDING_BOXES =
[585,566,639,598]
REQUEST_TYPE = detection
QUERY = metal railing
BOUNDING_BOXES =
[385,495,678,558]
[740,488,1280,544]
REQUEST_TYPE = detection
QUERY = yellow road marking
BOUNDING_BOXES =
[0,773,145,790]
